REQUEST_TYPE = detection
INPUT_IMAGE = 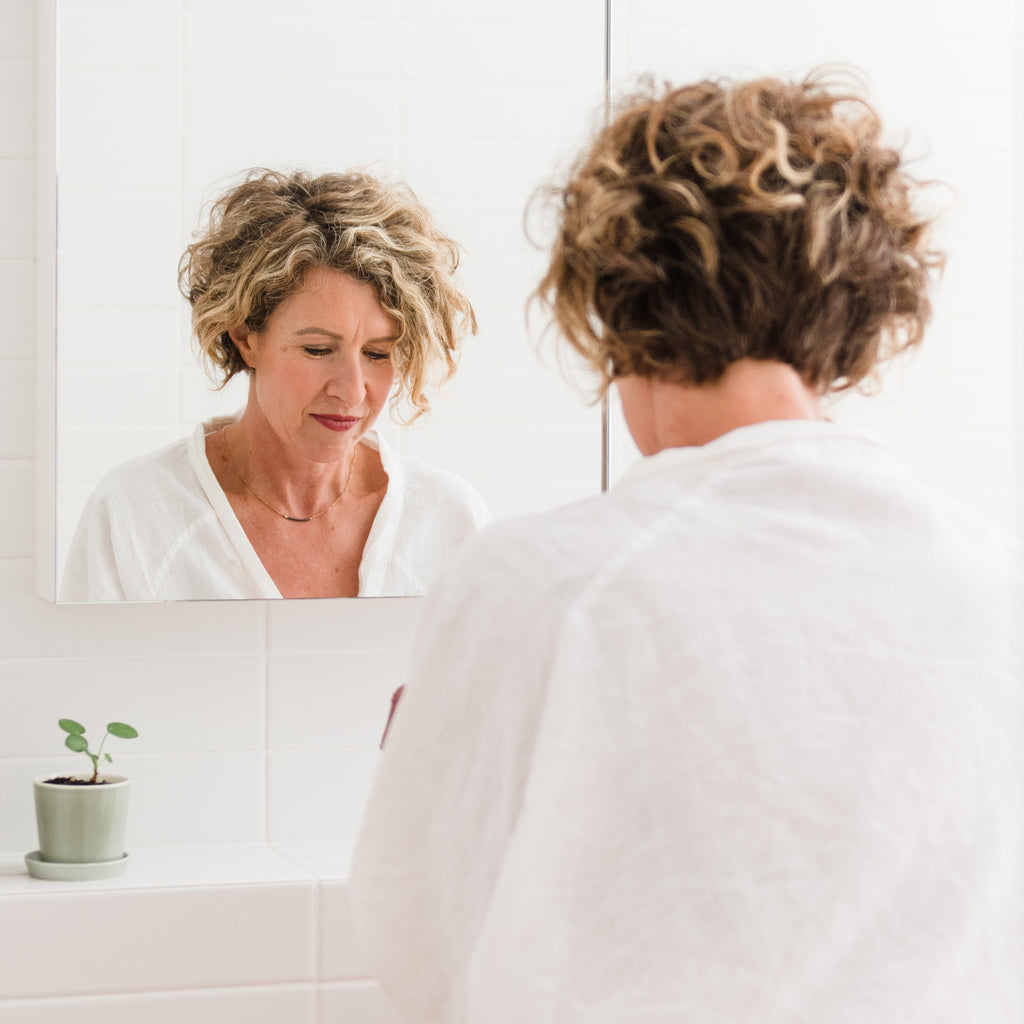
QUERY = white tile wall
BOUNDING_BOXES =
[0,0,1021,1014]
[609,0,1020,535]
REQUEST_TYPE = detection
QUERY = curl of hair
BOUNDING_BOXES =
[179,169,476,421]
[535,70,944,395]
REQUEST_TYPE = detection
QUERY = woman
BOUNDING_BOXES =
[350,73,1022,1022]
[61,169,488,601]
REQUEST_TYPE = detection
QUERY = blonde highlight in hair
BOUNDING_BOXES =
[535,71,943,396]
[179,169,476,421]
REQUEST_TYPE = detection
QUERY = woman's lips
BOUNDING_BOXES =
[311,414,360,432]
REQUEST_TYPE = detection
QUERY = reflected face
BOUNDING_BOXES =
[231,267,399,463]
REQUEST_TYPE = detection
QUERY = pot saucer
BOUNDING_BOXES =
[25,850,129,881]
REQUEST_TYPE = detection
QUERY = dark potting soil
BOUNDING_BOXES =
[44,777,106,786]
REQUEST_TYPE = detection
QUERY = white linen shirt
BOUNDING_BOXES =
[60,419,490,601]
[350,419,1023,1024]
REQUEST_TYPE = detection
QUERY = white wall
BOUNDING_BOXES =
[609,0,1021,537]
[1,0,1021,912]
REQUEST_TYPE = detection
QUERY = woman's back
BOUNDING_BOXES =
[352,420,1022,1023]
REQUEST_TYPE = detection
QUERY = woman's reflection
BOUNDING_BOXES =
[61,169,489,601]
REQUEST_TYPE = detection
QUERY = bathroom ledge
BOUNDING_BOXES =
[0,839,355,893]
[0,841,374,1002]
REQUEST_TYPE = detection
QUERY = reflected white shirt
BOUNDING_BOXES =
[60,419,490,601]
[350,419,1023,1024]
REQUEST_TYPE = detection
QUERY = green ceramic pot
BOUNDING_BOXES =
[33,774,130,864]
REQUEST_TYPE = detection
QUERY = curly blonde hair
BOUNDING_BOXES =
[179,169,476,420]
[536,71,943,395]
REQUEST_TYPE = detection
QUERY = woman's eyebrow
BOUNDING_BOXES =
[294,326,398,343]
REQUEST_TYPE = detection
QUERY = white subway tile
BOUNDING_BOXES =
[182,137,401,196]
[0,655,264,757]
[930,259,1014,320]
[424,366,597,431]
[57,308,182,368]
[267,747,380,841]
[912,316,1014,376]
[266,595,420,653]
[936,201,1014,267]
[401,23,604,83]
[0,561,268,657]
[60,131,181,191]
[0,881,315,998]
[58,248,181,310]
[830,369,1014,432]
[399,423,601,481]
[399,0,594,25]
[58,189,181,252]
[825,0,1010,36]
[0,751,265,850]
[0,460,33,558]
[58,367,180,427]
[826,34,1013,96]
[0,985,316,1024]
[59,9,180,72]
[0,0,35,59]
[0,160,35,258]
[0,359,33,456]
[113,751,266,846]
[268,651,408,750]
[182,74,398,139]
[629,0,824,27]
[319,981,402,1024]
[0,261,35,358]
[272,837,353,879]
[475,477,603,520]
[400,80,603,145]
[618,27,828,83]
[184,0,397,15]
[0,61,34,157]
[60,0,178,9]
[399,136,573,205]
[177,364,248,426]
[59,69,179,134]
[185,14,398,79]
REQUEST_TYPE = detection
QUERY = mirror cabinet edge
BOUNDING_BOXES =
[36,0,57,601]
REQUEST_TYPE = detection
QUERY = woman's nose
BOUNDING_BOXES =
[327,357,366,406]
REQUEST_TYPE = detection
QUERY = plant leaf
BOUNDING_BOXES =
[58,719,85,735]
[65,734,89,753]
[103,753,112,762]
[107,722,138,739]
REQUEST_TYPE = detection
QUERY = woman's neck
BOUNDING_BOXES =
[617,359,824,456]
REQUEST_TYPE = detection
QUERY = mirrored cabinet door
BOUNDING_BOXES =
[46,0,609,601]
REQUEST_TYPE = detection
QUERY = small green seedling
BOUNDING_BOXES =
[58,719,139,784]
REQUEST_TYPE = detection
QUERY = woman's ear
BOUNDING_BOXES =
[228,324,258,369]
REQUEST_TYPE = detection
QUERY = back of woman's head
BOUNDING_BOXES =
[537,71,943,395]
[180,168,475,420]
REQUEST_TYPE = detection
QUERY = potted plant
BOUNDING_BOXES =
[26,719,139,881]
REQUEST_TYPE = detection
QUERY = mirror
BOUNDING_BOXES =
[49,0,608,601]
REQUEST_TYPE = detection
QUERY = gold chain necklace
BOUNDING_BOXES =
[224,429,358,523]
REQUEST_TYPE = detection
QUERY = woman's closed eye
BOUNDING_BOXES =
[303,346,332,358]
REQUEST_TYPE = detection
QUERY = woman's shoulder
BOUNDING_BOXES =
[87,431,199,505]
[374,434,490,525]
